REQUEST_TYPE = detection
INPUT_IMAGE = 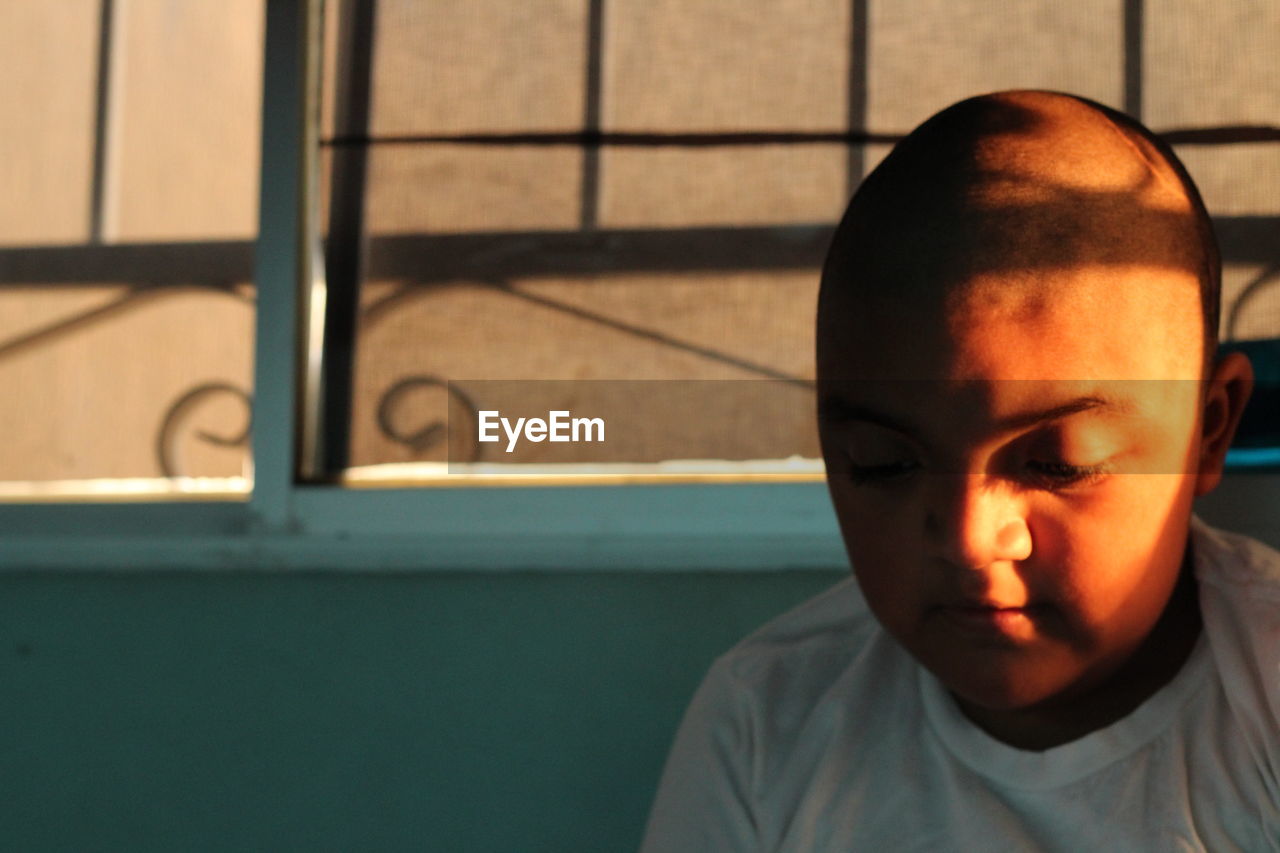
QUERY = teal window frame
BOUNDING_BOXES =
[2,0,1277,571]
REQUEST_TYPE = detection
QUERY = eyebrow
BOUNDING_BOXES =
[819,394,1128,439]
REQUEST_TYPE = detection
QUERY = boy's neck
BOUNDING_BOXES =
[952,550,1203,751]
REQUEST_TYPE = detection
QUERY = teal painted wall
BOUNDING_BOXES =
[1,570,840,852]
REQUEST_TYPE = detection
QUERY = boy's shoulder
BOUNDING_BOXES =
[701,517,1280,728]
[1192,517,1280,780]
[1193,515,1280,596]
[720,575,869,655]
[710,573,890,699]
[707,518,1280,714]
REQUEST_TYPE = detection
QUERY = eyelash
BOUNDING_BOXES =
[1023,460,1112,488]
[845,459,1112,489]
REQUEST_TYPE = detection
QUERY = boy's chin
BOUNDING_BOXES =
[936,663,1076,714]
[948,683,1048,714]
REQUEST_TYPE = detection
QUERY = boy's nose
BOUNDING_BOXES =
[925,475,1032,570]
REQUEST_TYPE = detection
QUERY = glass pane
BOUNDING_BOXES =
[0,0,263,496]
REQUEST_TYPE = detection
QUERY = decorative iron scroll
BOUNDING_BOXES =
[156,382,253,477]
[375,375,484,463]
[1226,263,1280,340]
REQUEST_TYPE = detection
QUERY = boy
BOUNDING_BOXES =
[641,91,1277,850]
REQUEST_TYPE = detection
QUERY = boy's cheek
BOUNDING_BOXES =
[831,494,927,595]
[1047,472,1195,542]
[826,481,916,548]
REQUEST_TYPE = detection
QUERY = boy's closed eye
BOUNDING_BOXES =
[829,417,1129,492]
[1006,424,1128,489]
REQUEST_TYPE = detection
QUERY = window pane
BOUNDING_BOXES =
[599,145,846,229]
[346,271,820,470]
[604,0,851,133]
[319,0,1280,481]
[321,0,829,478]
[0,0,262,494]
[1145,2,1280,343]
[867,0,1122,134]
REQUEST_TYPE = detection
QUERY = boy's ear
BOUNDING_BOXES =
[1194,350,1255,497]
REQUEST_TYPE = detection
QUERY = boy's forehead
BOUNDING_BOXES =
[817,262,1203,383]
[818,273,1204,453]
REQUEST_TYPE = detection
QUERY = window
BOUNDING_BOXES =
[0,0,262,497]
[4,0,1279,568]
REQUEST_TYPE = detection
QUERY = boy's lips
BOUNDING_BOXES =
[933,601,1048,639]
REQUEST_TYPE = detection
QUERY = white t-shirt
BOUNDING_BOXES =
[641,518,1280,852]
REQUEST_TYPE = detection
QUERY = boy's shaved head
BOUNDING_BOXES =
[820,90,1219,374]
[815,91,1254,747]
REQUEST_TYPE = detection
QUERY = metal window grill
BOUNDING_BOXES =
[0,0,1277,485]
[313,0,1280,475]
